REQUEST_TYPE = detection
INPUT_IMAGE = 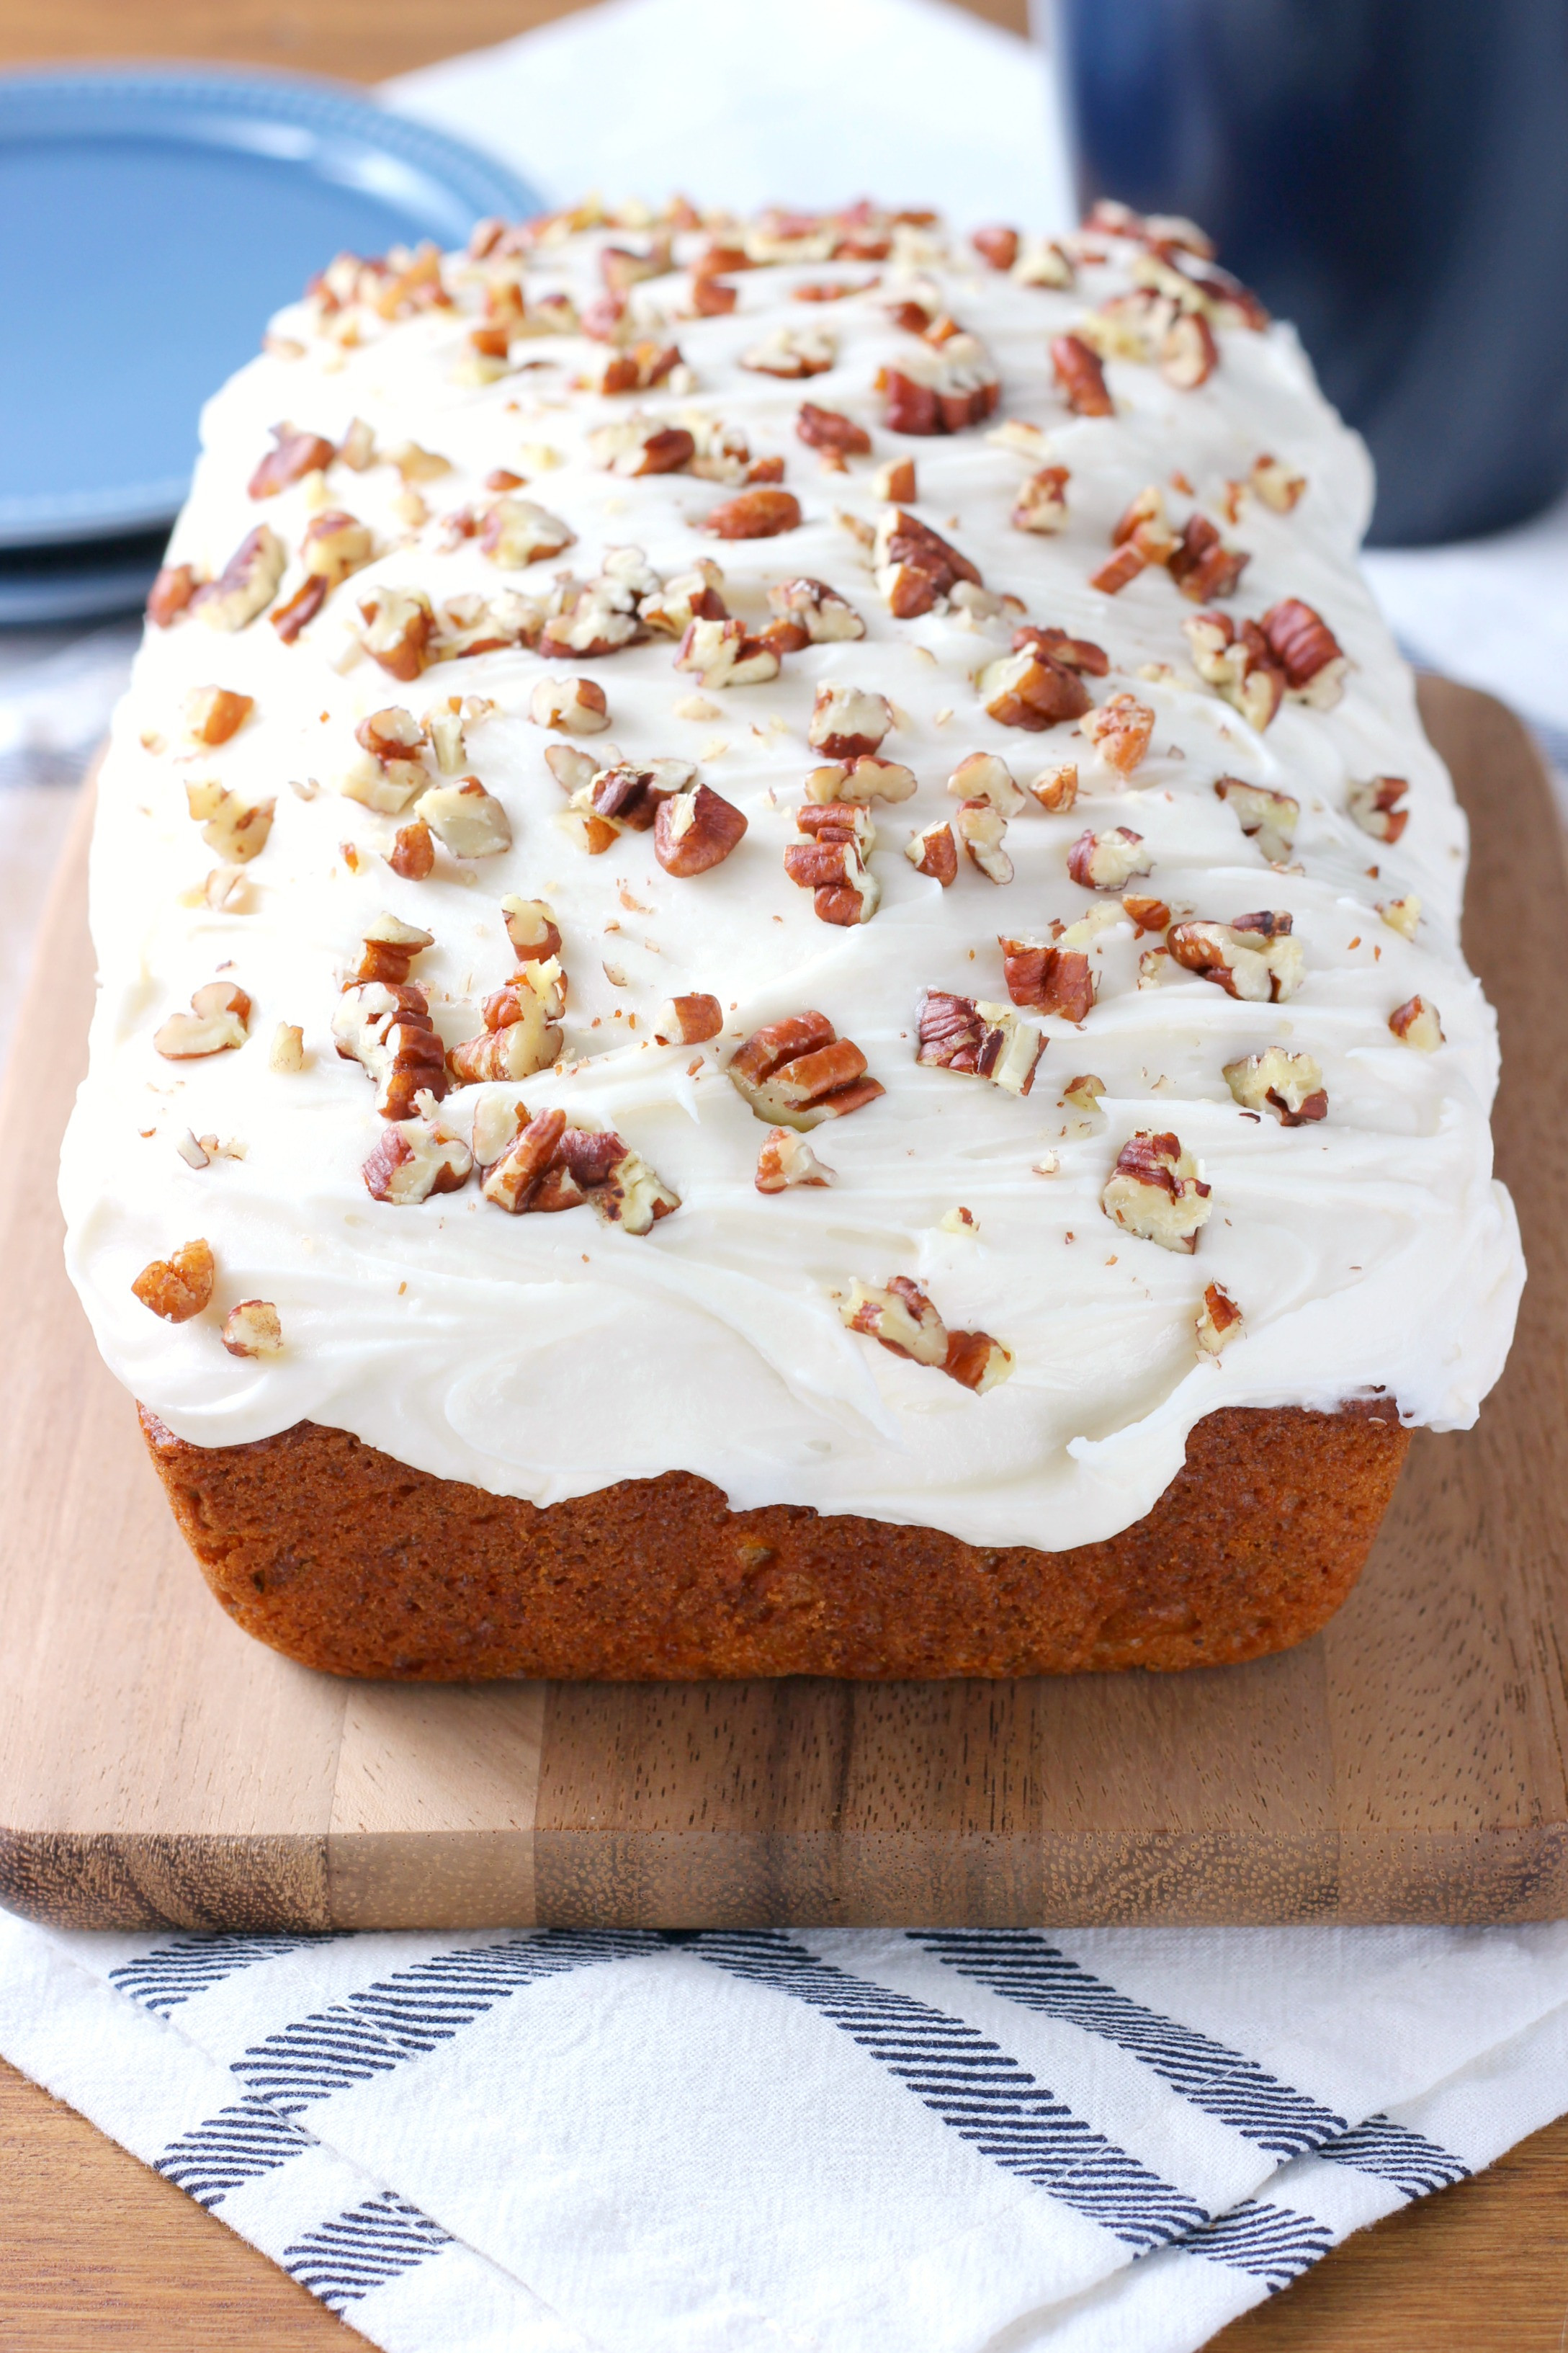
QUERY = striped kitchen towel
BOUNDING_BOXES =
[4,1913,1568,2352]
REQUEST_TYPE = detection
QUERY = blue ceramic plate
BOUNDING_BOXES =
[0,67,539,555]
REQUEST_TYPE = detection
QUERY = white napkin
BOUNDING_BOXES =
[5,1910,1568,2352]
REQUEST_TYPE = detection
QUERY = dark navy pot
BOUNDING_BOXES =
[1048,0,1568,544]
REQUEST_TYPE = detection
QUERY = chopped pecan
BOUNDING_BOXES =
[420,778,511,857]
[502,896,563,963]
[971,225,1020,271]
[674,615,780,688]
[269,1022,305,1073]
[354,912,434,986]
[1389,995,1443,1050]
[1016,625,1109,676]
[841,1275,1013,1391]
[153,980,251,1059]
[271,574,328,643]
[184,686,254,746]
[358,586,435,680]
[905,819,957,884]
[948,751,1024,817]
[248,424,335,498]
[1052,334,1113,416]
[300,509,373,589]
[691,272,737,316]
[381,819,432,885]
[756,1127,835,1192]
[653,993,722,1046]
[640,558,727,637]
[579,757,691,831]
[727,1014,884,1130]
[998,937,1096,1022]
[1160,310,1218,388]
[1081,692,1155,776]
[702,488,802,540]
[655,782,748,876]
[808,682,890,759]
[1029,762,1078,813]
[1216,777,1299,863]
[873,456,917,502]
[1183,610,1285,730]
[132,1238,215,1323]
[449,958,565,1083]
[1101,1130,1211,1253]
[594,1147,681,1233]
[1168,512,1249,602]
[1012,466,1070,534]
[529,675,610,734]
[148,562,201,627]
[1168,913,1304,1002]
[1250,453,1307,512]
[978,647,1091,732]
[596,340,681,394]
[1090,545,1148,596]
[480,1107,569,1211]
[588,414,696,476]
[185,780,275,864]
[1196,1280,1243,1354]
[954,798,1013,885]
[1013,235,1075,288]
[334,980,447,1117]
[363,1115,473,1205]
[1224,1047,1327,1125]
[880,333,1000,433]
[194,526,286,631]
[742,326,835,378]
[785,801,880,923]
[1259,597,1348,706]
[601,235,672,294]
[802,755,915,805]
[1111,484,1177,562]
[796,402,872,455]
[478,498,575,569]
[1067,826,1152,890]
[872,506,982,617]
[1348,774,1409,844]
[764,576,864,646]
[915,989,1041,1094]
[1123,894,1170,935]
[1379,893,1421,940]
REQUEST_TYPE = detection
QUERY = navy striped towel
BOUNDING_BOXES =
[3,1913,1567,2349]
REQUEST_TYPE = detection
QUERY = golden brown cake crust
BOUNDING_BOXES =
[137,1401,1408,1680]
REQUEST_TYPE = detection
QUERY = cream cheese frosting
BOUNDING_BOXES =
[59,200,1524,1552]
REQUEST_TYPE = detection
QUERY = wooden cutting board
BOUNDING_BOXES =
[1,675,1565,1933]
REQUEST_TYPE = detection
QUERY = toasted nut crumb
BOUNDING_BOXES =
[1389,994,1443,1050]
[1196,1280,1243,1354]
[269,1022,305,1073]
[756,1126,835,1192]
[223,1299,284,1357]
[653,992,723,1045]
[132,1238,215,1323]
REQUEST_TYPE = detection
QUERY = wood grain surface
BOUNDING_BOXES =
[1,677,1565,1935]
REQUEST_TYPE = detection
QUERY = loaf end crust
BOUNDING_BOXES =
[136,1401,1409,1680]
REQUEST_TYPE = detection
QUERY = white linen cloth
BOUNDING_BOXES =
[5,6,1568,2342]
[6,1911,1568,2351]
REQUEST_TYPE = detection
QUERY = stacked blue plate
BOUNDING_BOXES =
[0,68,538,622]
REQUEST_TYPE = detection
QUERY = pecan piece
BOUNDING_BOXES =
[529,675,610,734]
[1250,453,1307,512]
[655,782,748,876]
[1081,692,1155,776]
[1216,777,1299,863]
[756,1128,835,1192]
[185,780,275,864]
[502,896,563,963]
[449,959,565,1084]
[741,326,835,378]
[300,509,373,589]
[954,799,1013,885]
[702,488,802,540]
[915,990,1042,1094]
[971,225,1020,272]
[1012,466,1070,534]
[153,980,251,1059]
[363,1116,473,1205]
[248,425,335,499]
[333,981,447,1117]
[1101,1130,1211,1253]
[1168,914,1304,1002]
[1389,995,1443,1050]
[653,993,722,1046]
[1160,311,1218,389]
[357,586,435,681]
[1183,610,1286,730]
[354,911,434,986]
[481,1107,570,1213]
[387,819,434,879]
[184,686,254,746]
[1347,774,1409,844]
[1196,1280,1243,1354]
[978,648,1091,732]
[1224,1047,1326,1125]
[802,756,915,805]
[998,937,1096,1023]
[194,526,285,631]
[727,1014,884,1130]
[148,562,201,627]
[1379,894,1421,940]
[808,682,890,759]
[1052,333,1113,416]
[880,333,1000,433]
[131,1238,215,1323]
[420,778,511,857]
[588,414,696,476]
[872,506,982,617]
[796,402,872,455]
[1029,762,1078,813]
[674,615,780,688]
[269,1023,305,1073]
[478,499,575,570]
[1168,512,1249,602]
[1067,826,1152,890]
[905,820,957,884]
[841,1275,1013,1392]
[764,576,864,645]
[1259,597,1349,707]
[221,1300,283,1358]
[948,751,1024,817]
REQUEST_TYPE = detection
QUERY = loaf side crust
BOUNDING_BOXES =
[138,1401,1408,1680]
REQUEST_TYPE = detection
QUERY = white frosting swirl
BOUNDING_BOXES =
[59,207,1523,1550]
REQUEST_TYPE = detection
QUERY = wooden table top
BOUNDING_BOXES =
[2,1,1565,2345]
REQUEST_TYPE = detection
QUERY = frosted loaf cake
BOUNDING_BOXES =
[58,198,1524,1678]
